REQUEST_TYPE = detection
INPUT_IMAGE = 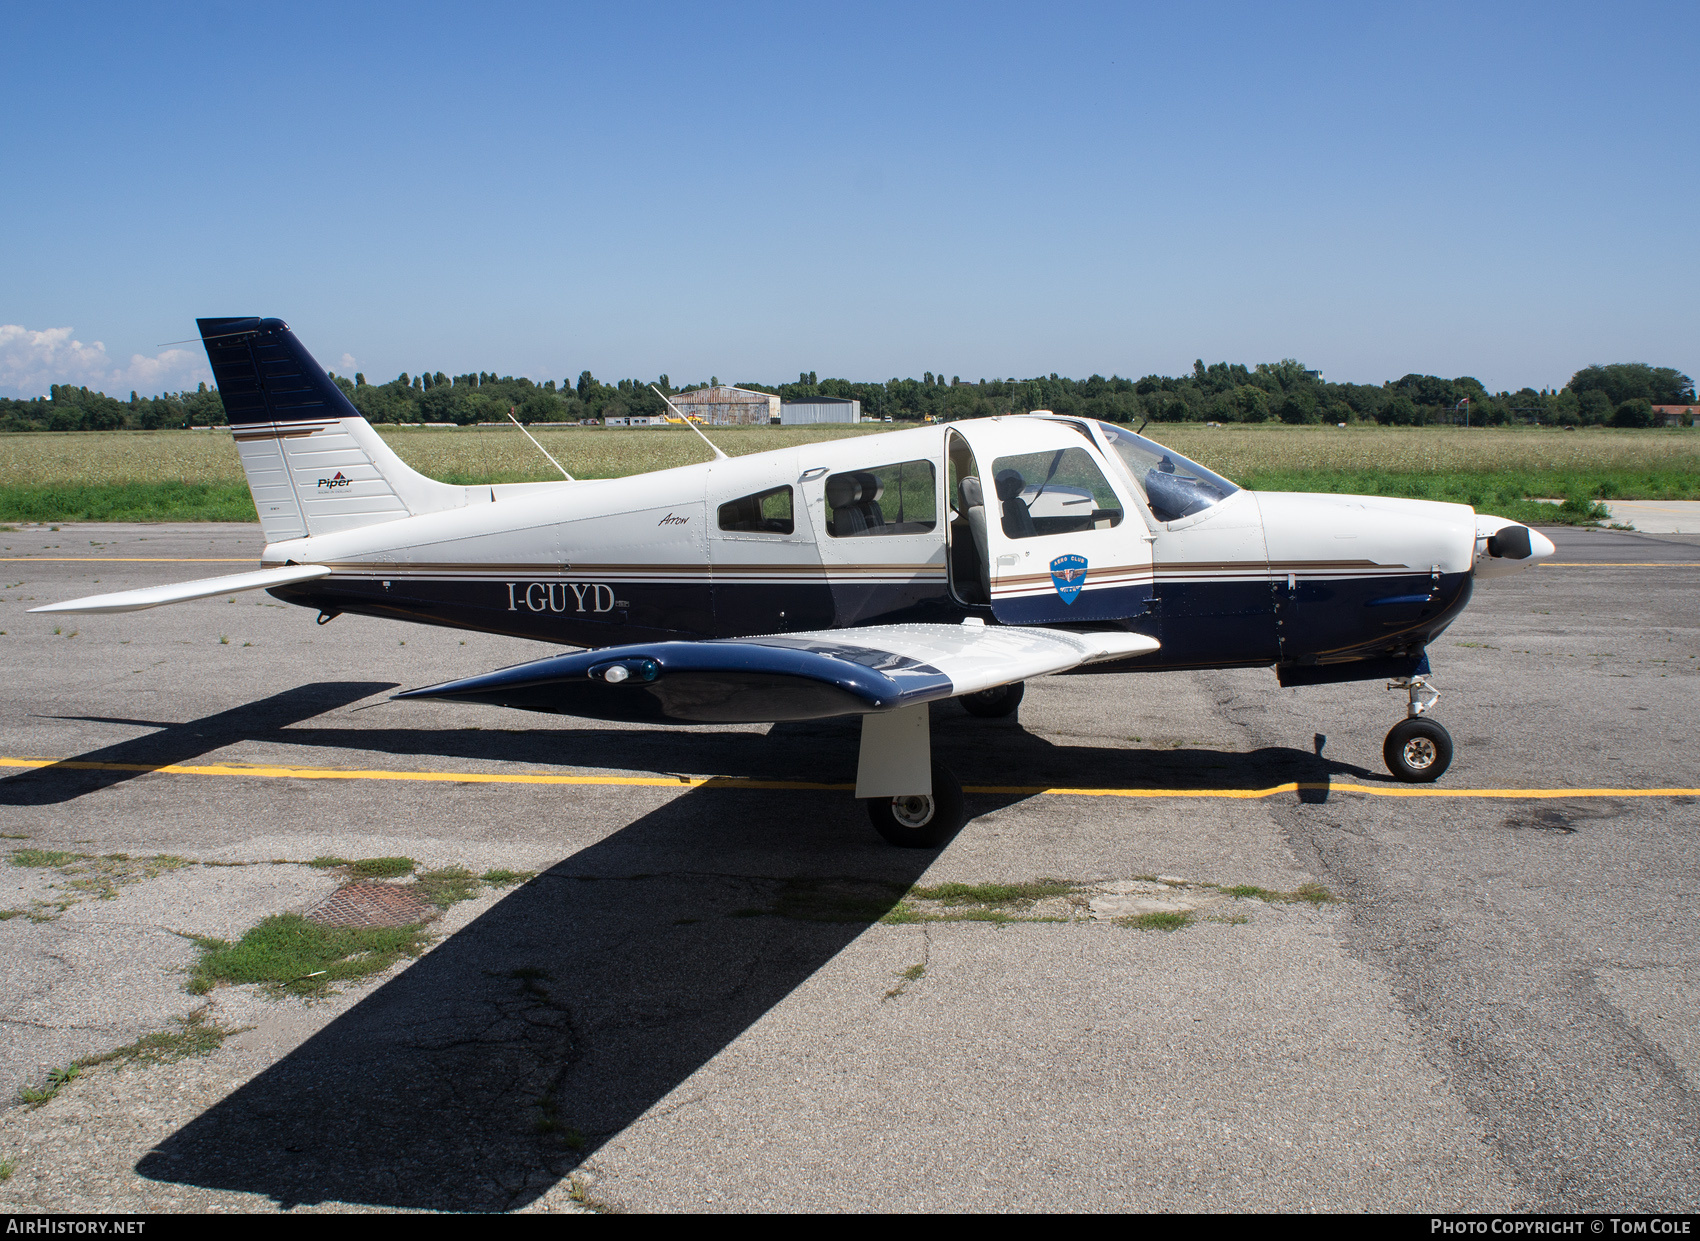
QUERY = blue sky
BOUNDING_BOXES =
[2,1,1695,398]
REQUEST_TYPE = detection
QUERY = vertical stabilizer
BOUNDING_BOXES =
[198,317,472,543]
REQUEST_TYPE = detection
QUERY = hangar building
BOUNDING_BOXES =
[668,386,780,425]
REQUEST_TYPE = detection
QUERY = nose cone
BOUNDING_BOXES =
[1474,515,1555,579]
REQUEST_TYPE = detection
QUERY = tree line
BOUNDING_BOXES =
[2,360,1691,433]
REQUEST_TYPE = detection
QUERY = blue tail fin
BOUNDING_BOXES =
[197,317,362,426]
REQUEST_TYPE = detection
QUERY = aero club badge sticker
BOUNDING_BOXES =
[1050,554,1088,605]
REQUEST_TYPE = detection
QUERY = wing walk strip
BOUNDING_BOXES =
[0,757,1691,800]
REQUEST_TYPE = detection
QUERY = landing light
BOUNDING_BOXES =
[590,658,659,684]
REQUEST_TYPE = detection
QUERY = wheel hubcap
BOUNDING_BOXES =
[1402,737,1437,770]
[891,795,937,829]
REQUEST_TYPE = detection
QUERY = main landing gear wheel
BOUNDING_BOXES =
[960,681,1024,718]
[867,761,965,848]
[1384,718,1453,783]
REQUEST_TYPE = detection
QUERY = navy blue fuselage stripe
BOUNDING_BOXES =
[274,568,1471,690]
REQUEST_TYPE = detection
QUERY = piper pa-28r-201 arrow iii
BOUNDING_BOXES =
[35,318,1556,846]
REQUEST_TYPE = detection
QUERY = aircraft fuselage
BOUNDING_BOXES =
[259,416,1483,687]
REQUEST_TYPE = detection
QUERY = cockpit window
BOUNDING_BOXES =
[1093,421,1239,522]
[988,448,1123,539]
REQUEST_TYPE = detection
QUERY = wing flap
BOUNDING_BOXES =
[397,621,1159,724]
[28,565,332,614]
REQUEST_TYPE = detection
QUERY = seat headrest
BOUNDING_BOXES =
[853,471,883,503]
[824,475,860,508]
[958,475,984,508]
[994,469,1026,501]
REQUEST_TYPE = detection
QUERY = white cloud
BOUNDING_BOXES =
[0,325,212,399]
[338,353,358,373]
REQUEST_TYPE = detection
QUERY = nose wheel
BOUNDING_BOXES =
[1384,674,1452,782]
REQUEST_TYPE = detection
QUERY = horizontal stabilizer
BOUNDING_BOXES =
[397,622,1160,725]
[28,565,331,614]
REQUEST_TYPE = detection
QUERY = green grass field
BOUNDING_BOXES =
[0,422,1695,524]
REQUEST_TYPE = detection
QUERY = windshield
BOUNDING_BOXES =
[1092,421,1239,522]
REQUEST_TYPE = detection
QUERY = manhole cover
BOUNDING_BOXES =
[309,881,435,928]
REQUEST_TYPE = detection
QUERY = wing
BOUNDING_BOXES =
[396,621,1160,724]
[27,565,331,614]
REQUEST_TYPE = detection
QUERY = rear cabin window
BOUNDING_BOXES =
[717,485,794,534]
[988,448,1123,539]
[824,460,937,537]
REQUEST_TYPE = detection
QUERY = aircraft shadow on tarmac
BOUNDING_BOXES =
[26,697,1383,800]
[77,686,1381,1210]
[0,683,396,807]
[133,778,963,1211]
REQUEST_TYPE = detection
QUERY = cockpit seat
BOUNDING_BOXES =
[995,468,1036,538]
[852,471,886,530]
[957,475,990,602]
[826,473,869,536]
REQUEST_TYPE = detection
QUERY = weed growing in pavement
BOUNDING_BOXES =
[188,913,430,998]
[415,866,479,907]
[15,1011,243,1108]
[884,962,928,1000]
[61,853,192,900]
[5,850,192,912]
[908,879,1073,907]
[347,856,415,879]
[0,1155,13,1181]
[1116,911,1192,931]
[17,1064,79,1107]
[9,850,75,868]
[79,1007,239,1069]
[481,868,535,887]
[567,1175,613,1212]
[1220,882,1338,906]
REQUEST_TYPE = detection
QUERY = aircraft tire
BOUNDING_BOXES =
[867,762,965,848]
[960,681,1025,718]
[1383,718,1453,783]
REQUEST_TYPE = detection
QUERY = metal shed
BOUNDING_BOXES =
[780,396,861,425]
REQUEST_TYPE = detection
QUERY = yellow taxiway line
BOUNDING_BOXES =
[0,756,1694,800]
[0,558,253,563]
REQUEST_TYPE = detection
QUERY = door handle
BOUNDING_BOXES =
[996,554,1019,566]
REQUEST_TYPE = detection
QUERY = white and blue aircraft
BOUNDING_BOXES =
[34,318,1555,845]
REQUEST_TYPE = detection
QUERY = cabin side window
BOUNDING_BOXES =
[717,485,794,534]
[987,448,1123,539]
[824,461,937,538]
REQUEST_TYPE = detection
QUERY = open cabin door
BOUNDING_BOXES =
[948,419,1155,627]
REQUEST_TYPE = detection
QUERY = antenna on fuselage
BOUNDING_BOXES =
[651,385,729,460]
[505,410,575,480]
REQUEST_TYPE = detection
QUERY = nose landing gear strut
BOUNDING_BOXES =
[1383,675,1452,782]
